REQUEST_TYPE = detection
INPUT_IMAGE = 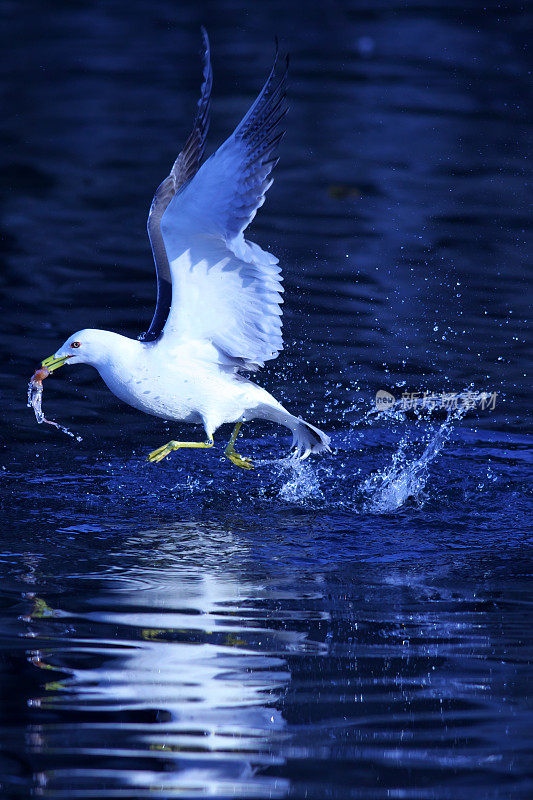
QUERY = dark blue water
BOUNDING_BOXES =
[1,1,532,798]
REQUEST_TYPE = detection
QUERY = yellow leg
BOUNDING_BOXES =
[147,436,214,464]
[224,422,254,470]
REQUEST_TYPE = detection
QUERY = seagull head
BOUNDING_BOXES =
[41,329,123,372]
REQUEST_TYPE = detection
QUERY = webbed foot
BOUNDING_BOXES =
[147,437,213,464]
[147,440,179,463]
[224,421,253,469]
[225,448,254,470]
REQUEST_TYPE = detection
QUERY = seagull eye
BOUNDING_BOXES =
[71,341,81,349]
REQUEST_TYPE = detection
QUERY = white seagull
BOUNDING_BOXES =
[40,32,330,470]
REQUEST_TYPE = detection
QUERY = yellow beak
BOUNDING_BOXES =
[41,354,71,373]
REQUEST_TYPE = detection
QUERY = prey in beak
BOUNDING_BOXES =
[41,354,72,373]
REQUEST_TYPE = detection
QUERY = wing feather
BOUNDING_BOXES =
[142,28,213,342]
[160,46,289,371]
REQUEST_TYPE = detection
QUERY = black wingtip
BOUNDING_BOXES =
[273,37,290,72]
[197,26,213,116]
[200,26,210,56]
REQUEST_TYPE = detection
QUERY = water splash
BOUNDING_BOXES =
[358,391,487,513]
[276,455,323,504]
[27,370,82,442]
[84,390,489,516]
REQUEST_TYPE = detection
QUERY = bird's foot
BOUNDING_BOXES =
[225,446,254,470]
[147,438,213,464]
[147,440,180,463]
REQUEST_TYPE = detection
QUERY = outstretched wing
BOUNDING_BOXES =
[142,28,213,343]
[160,48,289,371]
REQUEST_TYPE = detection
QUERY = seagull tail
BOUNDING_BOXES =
[286,415,331,460]
[252,396,330,459]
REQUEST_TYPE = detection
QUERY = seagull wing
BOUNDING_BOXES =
[159,48,288,371]
[143,28,213,342]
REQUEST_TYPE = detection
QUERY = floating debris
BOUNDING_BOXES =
[327,183,362,200]
[27,367,82,441]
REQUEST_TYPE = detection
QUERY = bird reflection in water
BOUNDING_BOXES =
[23,521,328,797]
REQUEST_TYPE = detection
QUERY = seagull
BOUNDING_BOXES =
[40,31,330,470]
